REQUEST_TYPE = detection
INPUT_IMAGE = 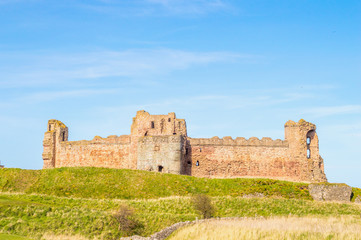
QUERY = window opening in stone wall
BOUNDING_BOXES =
[187,161,191,165]
[62,132,65,141]
[307,137,311,145]
[144,131,148,136]
[200,148,202,152]
[168,118,171,122]
[48,124,51,131]
[158,165,163,172]
[307,149,311,159]
[196,160,199,166]
[151,121,155,129]
[173,132,176,135]
[186,148,188,155]
[178,122,181,129]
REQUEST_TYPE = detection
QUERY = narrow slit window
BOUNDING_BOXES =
[158,165,163,172]
[48,125,51,131]
[186,148,188,155]
[196,160,199,166]
[62,132,65,141]
[307,149,311,159]
[307,137,311,145]
[200,148,202,152]
[151,121,155,129]
[168,118,171,122]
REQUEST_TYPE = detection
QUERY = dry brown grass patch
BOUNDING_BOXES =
[168,216,361,240]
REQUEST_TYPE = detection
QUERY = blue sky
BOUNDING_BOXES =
[0,0,360,187]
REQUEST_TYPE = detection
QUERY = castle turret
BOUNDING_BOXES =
[42,120,68,169]
[284,119,326,182]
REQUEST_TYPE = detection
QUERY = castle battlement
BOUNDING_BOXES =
[42,110,327,182]
[62,135,131,146]
[188,136,288,147]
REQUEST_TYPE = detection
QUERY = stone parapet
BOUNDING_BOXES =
[188,136,288,147]
[62,135,131,146]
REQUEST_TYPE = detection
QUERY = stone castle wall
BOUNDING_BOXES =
[42,110,327,182]
[186,137,296,180]
[137,135,185,174]
[56,135,132,169]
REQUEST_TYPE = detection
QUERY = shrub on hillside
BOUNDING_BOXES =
[192,194,215,219]
[113,204,143,235]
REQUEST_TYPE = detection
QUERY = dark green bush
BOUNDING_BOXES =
[192,194,215,219]
[112,204,143,236]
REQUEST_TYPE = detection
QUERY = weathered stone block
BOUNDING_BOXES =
[309,183,352,202]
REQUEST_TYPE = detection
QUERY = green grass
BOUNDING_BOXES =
[0,192,360,239]
[0,167,360,239]
[0,233,32,240]
[0,167,311,200]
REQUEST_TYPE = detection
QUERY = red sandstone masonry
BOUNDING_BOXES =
[42,111,327,182]
[56,135,131,169]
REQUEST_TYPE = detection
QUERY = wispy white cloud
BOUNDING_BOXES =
[0,49,250,88]
[144,0,230,15]
[302,105,361,118]
[80,0,232,16]
[0,88,119,108]
[20,89,117,103]
[96,90,313,115]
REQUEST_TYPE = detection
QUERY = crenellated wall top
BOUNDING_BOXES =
[284,119,316,130]
[61,135,131,146]
[138,135,183,144]
[187,136,288,147]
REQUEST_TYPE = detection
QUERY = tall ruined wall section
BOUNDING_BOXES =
[42,120,132,169]
[284,119,326,182]
[43,120,68,169]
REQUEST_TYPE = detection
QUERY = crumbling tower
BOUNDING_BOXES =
[42,120,68,169]
[284,119,327,182]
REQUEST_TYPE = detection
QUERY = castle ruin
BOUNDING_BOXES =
[43,110,327,182]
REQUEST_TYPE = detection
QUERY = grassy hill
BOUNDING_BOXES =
[0,167,360,239]
[0,167,312,200]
